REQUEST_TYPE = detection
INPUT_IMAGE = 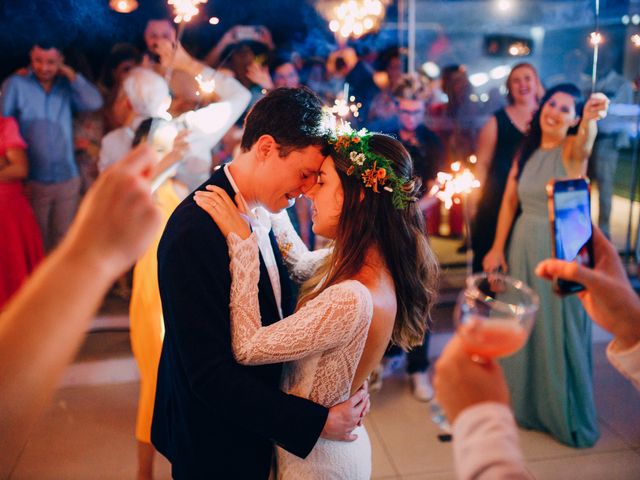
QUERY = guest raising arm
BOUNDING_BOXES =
[481,85,609,448]
[0,145,161,476]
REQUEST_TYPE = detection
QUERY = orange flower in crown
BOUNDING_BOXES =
[327,123,414,209]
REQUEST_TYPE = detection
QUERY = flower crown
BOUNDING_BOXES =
[327,124,415,209]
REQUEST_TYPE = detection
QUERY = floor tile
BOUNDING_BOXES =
[517,420,629,461]
[402,472,456,480]
[369,373,455,476]
[10,383,171,480]
[365,418,398,478]
[525,450,640,480]
[593,344,640,448]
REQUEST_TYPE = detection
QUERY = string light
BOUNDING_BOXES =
[109,0,138,13]
[321,0,391,40]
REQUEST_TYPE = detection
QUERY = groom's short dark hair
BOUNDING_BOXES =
[240,87,329,157]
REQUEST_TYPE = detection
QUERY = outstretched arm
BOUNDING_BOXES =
[0,145,160,475]
[566,93,609,176]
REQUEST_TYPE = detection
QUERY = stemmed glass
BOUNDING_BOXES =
[431,272,540,438]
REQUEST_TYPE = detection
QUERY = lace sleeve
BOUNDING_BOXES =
[270,210,330,283]
[227,232,372,366]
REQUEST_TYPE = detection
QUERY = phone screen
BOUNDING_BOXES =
[551,178,593,293]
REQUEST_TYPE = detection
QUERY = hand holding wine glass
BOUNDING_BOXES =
[431,273,539,433]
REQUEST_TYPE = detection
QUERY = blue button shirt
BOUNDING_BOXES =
[1,71,103,183]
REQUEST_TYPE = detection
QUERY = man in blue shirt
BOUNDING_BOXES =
[1,43,103,251]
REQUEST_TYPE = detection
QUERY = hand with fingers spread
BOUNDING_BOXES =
[321,388,370,441]
[536,226,640,351]
[194,185,251,240]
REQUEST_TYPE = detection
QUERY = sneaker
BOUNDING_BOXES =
[410,372,433,402]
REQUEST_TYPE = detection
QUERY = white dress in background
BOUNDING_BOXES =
[227,211,373,479]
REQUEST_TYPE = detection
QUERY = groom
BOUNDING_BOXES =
[152,87,367,478]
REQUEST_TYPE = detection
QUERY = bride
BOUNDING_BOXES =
[194,126,439,478]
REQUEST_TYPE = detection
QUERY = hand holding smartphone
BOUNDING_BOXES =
[546,177,594,295]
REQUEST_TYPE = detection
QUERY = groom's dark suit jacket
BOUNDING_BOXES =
[152,168,328,479]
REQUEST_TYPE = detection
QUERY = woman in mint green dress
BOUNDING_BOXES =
[483,84,609,447]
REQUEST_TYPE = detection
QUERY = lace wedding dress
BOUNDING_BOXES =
[227,211,373,479]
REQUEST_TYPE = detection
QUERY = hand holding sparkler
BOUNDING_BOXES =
[582,92,609,122]
[164,0,207,81]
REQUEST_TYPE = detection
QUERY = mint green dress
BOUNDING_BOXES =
[503,146,599,448]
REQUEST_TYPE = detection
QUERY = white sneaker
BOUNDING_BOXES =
[410,372,433,402]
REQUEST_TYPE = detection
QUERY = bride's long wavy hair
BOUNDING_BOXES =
[297,134,439,349]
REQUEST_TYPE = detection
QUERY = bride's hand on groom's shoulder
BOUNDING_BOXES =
[194,186,251,240]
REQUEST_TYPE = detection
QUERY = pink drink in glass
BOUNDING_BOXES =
[458,316,528,359]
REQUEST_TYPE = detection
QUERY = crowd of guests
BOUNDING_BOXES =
[0,14,637,479]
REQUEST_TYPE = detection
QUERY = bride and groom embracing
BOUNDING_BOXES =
[151,87,439,479]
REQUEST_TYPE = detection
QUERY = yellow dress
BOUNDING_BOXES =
[129,180,182,442]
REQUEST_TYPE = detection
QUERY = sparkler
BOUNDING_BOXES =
[590,0,601,93]
[147,1,208,180]
[429,160,481,275]
[429,162,480,210]
[165,0,208,80]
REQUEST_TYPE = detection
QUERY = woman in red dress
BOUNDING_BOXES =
[0,116,44,309]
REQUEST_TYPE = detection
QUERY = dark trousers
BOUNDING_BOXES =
[385,332,431,374]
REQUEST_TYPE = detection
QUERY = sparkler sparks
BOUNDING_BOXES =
[168,0,207,24]
[429,163,480,210]
[195,73,216,95]
[327,83,361,118]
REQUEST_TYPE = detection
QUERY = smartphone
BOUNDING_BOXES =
[546,177,594,295]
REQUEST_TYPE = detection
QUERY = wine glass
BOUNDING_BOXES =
[431,272,539,438]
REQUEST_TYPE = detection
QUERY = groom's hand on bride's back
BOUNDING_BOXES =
[321,387,369,441]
